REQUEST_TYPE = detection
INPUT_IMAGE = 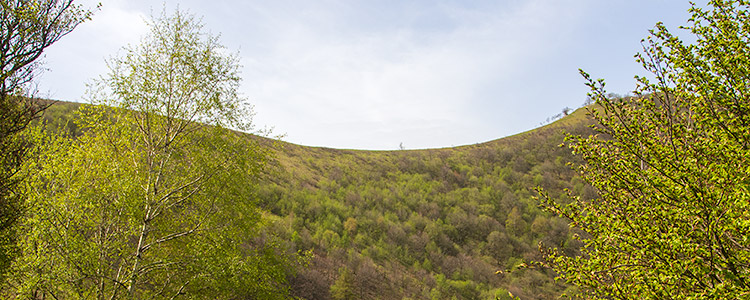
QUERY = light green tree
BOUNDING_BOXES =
[330,267,356,300]
[0,0,94,279]
[541,0,750,298]
[8,8,296,299]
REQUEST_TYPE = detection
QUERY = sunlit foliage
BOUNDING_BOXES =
[542,1,750,298]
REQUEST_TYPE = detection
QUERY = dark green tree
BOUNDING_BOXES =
[0,0,93,279]
[541,0,750,298]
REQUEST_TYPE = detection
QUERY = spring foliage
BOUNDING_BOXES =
[255,109,595,299]
[541,0,750,298]
[0,0,93,279]
[7,8,297,299]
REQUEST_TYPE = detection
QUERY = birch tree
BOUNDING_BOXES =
[9,8,295,299]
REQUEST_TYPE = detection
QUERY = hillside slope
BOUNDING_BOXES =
[41,101,596,299]
[257,108,596,299]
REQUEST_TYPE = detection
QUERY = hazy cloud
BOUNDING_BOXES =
[39,0,692,149]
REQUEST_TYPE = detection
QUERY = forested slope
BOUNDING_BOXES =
[257,108,597,299]
[42,101,596,299]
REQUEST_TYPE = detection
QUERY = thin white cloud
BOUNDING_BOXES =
[243,0,595,148]
[38,0,693,150]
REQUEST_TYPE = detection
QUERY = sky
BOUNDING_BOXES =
[39,0,695,150]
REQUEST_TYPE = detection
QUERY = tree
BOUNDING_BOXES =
[8,8,296,299]
[0,0,94,279]
[330,267,356,300]
[541,0,750,298]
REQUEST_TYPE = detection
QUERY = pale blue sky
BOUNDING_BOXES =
[40,0,694,150]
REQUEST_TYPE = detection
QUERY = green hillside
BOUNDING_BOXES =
[40,101,595,299]
[13,1,750,298]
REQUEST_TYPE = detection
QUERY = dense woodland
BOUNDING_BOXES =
[41,101,596,299]
[260,107,596,299]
